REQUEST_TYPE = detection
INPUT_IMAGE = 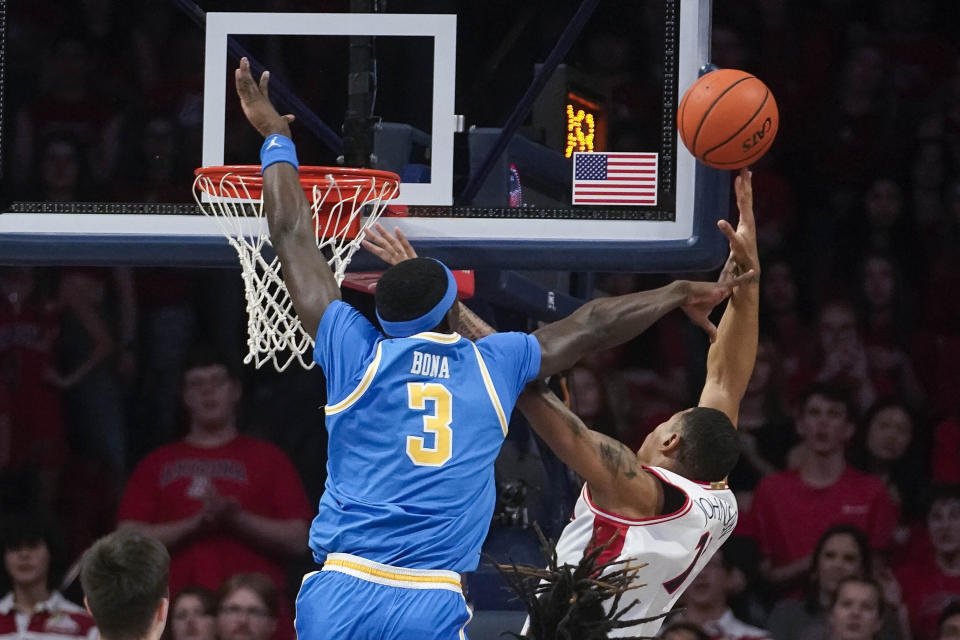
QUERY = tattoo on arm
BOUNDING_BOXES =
[599,442,622,474]
[557,406,587,439]
[595,434,640,480]
[525,388,640,492]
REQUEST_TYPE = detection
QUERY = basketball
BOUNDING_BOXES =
[677,68,779,169]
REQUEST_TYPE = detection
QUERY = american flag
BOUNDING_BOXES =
[571,152,658,206]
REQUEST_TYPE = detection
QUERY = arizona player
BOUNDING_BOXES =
[234,57,754,640]
[515,169,759,638]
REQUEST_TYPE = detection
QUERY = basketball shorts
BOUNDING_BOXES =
[295,553,472,640]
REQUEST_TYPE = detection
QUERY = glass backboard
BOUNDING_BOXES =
[0,0,730,272]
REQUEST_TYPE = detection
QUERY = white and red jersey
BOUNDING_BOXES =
[0,591,97,640]
[553,466,739,638]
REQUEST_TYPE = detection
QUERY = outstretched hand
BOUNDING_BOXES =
[234,57,295,139]
[680,271,756,341]
[362,223,418,265]
[717,168,760,283]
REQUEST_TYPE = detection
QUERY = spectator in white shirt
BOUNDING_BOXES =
[0,515,97,640]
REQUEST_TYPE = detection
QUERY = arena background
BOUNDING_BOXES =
[0,1,958,639]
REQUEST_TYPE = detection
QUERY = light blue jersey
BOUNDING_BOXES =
[309,300,541,572]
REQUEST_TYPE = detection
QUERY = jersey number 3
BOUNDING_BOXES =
[406,383,453,467]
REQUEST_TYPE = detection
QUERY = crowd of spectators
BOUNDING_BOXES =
[1,0,959,639]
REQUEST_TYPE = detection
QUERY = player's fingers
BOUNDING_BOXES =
[235,61,255,96]
[283,114,296,124]
[365,224,385,244]
[387,231,415,260]
[371,225,402,259]
[735,171,756,226]
[717,219,737,243]
[381,226,405,254]
[736,196,756,229]
[731,269,756,285]
[395,228,417,258]
[367,224,407,264]
[724,250,737,269]
[361,239,389,260]
[366,225,392,252]
[718,220,749,259]
[719,252,737,279]
[243,58,257,81]
[259,70,270,98]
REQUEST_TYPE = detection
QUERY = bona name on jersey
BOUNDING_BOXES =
[411,350,450,378]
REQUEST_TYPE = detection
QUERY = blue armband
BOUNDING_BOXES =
[260,134,300,172]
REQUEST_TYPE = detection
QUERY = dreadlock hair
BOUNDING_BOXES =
[374,258,453,331]
[494,525,668,640]
[673,407,740,482]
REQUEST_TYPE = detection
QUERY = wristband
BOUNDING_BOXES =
[260,134,300,172]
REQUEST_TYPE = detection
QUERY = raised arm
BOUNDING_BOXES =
[531,273,754,379]
[235,57,340,337]
[698,168,760,425]
[515,383,661,517]
[363,222,752,368]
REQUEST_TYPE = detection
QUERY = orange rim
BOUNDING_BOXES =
[194,165,400,201]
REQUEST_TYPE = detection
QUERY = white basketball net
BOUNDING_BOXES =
[193,168,399,372]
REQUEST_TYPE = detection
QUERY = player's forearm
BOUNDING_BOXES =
[229,511,309,557]
[261,162,341,335]
[517,387,591,471]
[702,282,759,415]
[534,281,685,377]
[262,162,317,247]
[517,386,638,491]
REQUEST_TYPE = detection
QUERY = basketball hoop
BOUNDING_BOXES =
[193,165,400,372]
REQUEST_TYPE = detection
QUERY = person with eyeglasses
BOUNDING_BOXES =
[117,347,311,640]
[215,574,277,640]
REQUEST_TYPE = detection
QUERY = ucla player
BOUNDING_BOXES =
[514,169,759,638]
[234,58,754,640]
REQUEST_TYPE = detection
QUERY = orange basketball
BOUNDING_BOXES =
[677,68,779,169]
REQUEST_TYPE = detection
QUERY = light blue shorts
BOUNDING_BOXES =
[295,553,472,640]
